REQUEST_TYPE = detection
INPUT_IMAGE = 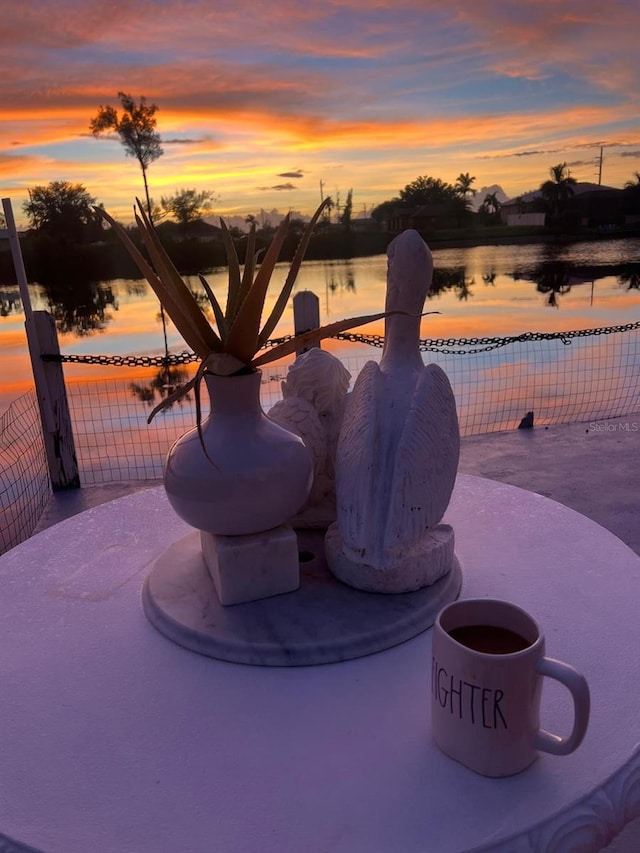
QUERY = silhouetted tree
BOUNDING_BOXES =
[372,175,468,228]
[480,192,501,216]
[161,189,217,229]
[23,182,100,243]
[540,163,576,218]
[455,172,477,208]
[340,189,353,229]
[322,196,334,225]
[370,198,400,223]
[90,92,163,218]
[399,175,458,205]
[91,92,168,355]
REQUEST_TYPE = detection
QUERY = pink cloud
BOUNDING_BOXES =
[454,1,640,93]
[1,0,639,219]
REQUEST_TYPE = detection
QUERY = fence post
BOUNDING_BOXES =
[33,312,80,489]
[293,291,320,354]
[1,197,79,490]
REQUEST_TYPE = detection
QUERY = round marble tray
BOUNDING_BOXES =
[142,529,462,666]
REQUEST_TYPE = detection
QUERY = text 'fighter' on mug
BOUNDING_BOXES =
[431,598,590,777]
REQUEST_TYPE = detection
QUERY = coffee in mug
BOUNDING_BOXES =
[431,598,590,777]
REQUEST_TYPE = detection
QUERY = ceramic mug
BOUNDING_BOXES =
[431,598,590,777]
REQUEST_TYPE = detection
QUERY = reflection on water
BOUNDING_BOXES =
[431,267,474,301]
[0,279,118,333]
[0,289,22,317]
[1,238,640,414]
[432,237,640,271]
[129,365,192,411]
[620,268,640,291]
[1,240,639,499]
[43,278,118,336]
[325,261,356,295]
[531,264,572,309]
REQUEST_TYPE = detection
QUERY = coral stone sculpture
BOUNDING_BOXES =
[325,230,460,593]
[97,199,398,607]
[269,348,351,528]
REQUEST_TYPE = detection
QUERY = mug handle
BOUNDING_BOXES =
[534,657,591,755]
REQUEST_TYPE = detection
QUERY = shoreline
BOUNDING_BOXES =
[423,228,640,251]
[295,226,640,263]
[2,228,640,286]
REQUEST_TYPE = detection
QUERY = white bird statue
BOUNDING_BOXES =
[325,230,460,593]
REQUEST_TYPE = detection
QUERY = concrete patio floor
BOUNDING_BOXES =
[37,414,640,556]
[33,413,640,852]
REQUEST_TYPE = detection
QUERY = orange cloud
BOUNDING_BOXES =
[2,0,639,224]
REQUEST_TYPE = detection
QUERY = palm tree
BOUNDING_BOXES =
[455,173,477,208]
[624,171,640,188]
[480,192,501,217]
[322,196,335,224]
[540,163,576,218]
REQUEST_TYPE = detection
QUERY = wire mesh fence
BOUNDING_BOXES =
[1,324,639,553]
[344,325,640,432]
[62,324,640,486]
[0,390,50,554]
[64,363,292,484]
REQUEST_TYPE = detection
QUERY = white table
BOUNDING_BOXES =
[1,475,639,853]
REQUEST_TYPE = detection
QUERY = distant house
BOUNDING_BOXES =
[350,217,376,232]
[505,212,547,227]
[572,185,626,227]
[500,183,624,228]
[499,189,545,226]
[384,204,453,233]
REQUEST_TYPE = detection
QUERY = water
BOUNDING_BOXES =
[1,238,639,415]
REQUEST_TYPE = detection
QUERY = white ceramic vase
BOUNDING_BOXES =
[164,370,313,536]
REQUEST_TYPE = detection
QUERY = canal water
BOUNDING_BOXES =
[2,238,639,406]
[2,236,638,550]
[1,237,639,430]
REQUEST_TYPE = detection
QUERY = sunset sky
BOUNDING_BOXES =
[1,0,639,228]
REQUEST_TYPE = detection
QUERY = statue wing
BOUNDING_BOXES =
[383,363,459,552]
[334,361,382,551]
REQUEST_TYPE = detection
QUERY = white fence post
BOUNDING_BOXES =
[293,291,320,354]
[1,198,79,489]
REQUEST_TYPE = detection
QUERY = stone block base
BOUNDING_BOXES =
[325,524,455,594]
[200,525,300,606]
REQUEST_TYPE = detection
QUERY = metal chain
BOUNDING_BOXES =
[41,322,640,366]
[337,321,640,355]
[41,350,201,368]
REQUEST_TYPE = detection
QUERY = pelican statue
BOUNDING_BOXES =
[325,230,460,593]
